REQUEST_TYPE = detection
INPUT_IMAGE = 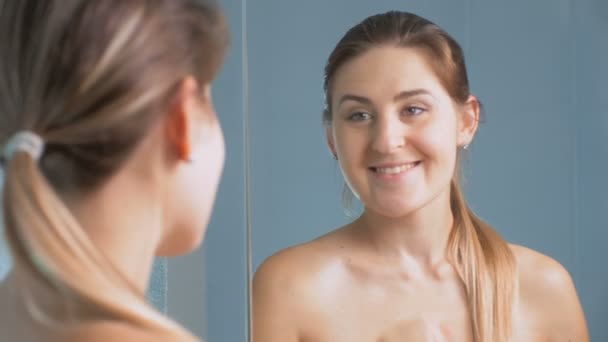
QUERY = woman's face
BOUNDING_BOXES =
[328,45,477,218]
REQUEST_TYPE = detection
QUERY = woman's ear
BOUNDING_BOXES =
[457,95,480,148]
[165,77,201,162]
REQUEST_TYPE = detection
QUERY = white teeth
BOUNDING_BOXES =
[375,163,417,174]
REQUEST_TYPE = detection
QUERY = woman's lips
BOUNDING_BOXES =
[370,161,421,175]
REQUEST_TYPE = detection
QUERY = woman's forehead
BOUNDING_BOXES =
[331,46,448,104]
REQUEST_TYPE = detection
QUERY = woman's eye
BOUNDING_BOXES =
[348,112,372,121]
[403,106,425,116]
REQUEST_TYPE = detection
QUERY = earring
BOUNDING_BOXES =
[462,144,469,150]
[185,150,196,163]
[333,153,338,160]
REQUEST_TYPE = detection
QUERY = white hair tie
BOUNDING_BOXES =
[2,131,45,163]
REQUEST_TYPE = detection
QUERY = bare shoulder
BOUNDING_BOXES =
[252,227,349,342]
[0,278,191,342]
[510,244,572,287]
[254,229,344,288]
[65,321,185,342]
[253,228,346,299]
[509,244,589,341]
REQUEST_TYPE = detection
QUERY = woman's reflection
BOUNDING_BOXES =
[253,11,588,342]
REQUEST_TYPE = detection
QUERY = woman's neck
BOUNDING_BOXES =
[353,187,454,268]
[66,170,163,294]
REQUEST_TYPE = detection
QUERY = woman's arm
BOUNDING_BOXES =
[514,245,589,342]
[539,259,589,341]
[253,254,301,342]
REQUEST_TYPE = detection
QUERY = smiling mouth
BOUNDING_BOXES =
[370,161,421,175]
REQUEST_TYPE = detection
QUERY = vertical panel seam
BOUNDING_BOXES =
[569,0,581,286]
[242,0,253,340]
[464,0,471,56]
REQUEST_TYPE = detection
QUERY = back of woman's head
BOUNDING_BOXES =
[1,0,227,190]
[0,0,228,338]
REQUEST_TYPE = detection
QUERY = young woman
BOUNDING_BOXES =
[0,0,228,340]
[253,11,588,342]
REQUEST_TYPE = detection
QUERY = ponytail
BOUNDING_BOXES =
[2,151,196,339]
[447,179,517,342]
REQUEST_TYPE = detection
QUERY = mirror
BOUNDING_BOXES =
[247,1,607,341]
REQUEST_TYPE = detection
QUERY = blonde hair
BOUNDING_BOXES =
[0,0,227,339]
[323,11,517,342]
